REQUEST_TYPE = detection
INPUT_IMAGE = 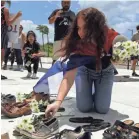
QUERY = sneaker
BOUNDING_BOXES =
[9,65,13,70]
[26,72,32,78]
[14,65,21,71]
[2,65,7,70]
[20,68,24,72]
[132,72,139,77]
[31,118,59,139]
[20,65,24,72]
[32,74,37,79]
[58,126,85,139]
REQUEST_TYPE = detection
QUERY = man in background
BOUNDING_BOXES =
[48,0,75,65]
[131,25,139,77]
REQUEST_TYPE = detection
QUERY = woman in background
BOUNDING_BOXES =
[23,31,41,79]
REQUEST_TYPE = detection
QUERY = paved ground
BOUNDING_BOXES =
[1,57,139,139]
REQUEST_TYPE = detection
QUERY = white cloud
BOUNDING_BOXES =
[77,0,139,37]
[20,20,54,44]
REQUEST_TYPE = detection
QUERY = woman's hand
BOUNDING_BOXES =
[17,11,22,18]
[45,101,61,118]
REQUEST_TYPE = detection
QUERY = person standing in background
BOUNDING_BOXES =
[131,25,139,77]
[1,0,22,79]
[13,25,26,71]
[48,0,75,65]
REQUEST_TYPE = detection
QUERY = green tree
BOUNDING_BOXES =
[36,25,50,56]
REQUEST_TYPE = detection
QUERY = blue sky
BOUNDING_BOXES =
[10,1,80,25]
[9,0,139,44]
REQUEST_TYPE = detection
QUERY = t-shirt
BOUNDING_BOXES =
[48,9,75,41]
[132,32,139,42]
[23,42,40,58]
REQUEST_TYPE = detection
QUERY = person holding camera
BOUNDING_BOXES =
[48,0,75,65]
[23,31,41,79]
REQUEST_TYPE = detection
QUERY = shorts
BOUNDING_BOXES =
[53,40,63,60]
[131,55,139,60]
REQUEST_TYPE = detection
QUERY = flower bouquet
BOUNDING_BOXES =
[112,41,139,62]
[16,117,35,133]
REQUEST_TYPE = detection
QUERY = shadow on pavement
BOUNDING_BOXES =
[38,68,48,73]
[114,76,139,82]
[21,77,39,80]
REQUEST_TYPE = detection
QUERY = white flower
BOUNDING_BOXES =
[134,48,139,56]
[113,48,121,55]
[43,100,49,106]
[17,97,24,102]
[38,100,43,105]
[114,42,121,48]
[119,50,128,60]
[31,99,37,103]
[16,92,26,102]
[22,118,32,125]
[17,123,25,129]
[32,107,40,113]
[25,125,35,133]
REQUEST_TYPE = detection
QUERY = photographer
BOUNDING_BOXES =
[48,0,75,64]
[23,31,41,79]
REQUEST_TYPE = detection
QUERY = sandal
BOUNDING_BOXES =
[69,116,104,124]
[82,122,111,132]
[125,123,139,139]
[103,120,134,139]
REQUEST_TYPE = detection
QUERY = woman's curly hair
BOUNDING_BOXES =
[60,7,107,62]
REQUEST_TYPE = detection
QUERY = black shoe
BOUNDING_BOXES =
[1,75,7,80]
[132,72,139,77]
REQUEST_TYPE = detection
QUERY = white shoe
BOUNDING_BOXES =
[32,73,37,79]
[26,72,32,78]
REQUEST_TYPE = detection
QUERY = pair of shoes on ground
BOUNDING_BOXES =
[69,116,111,132]
[14,116,59,139]
[103,120,139,139]
[1,101,31,118]
[26,72,38,79]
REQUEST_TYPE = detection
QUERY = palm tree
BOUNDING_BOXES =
[36,25,50,56]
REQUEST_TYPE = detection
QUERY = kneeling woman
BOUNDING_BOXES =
[23,31,41,79]
[45,8,125,116]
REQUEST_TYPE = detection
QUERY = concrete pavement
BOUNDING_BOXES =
[1,58,139,139]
